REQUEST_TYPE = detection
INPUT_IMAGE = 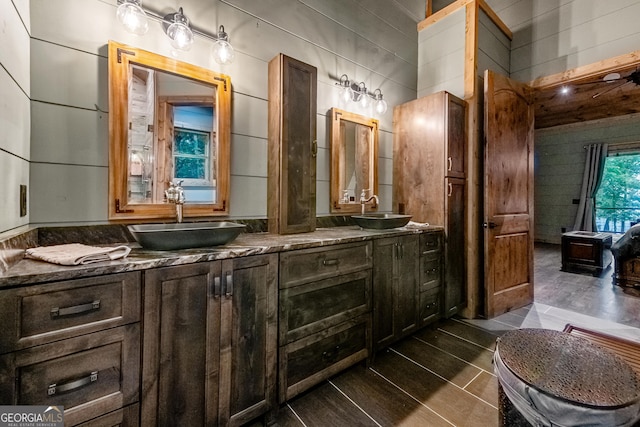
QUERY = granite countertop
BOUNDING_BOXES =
[0,225,443,288]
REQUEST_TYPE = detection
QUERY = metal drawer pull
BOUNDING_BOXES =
[51,300,100,318]
[213,276,221,298]
[48,371,98,396]
[447,157,452,171]
[225,273,233,298]
[323,259,339,266]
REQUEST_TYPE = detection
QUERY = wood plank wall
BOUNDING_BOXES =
[0,0,30,235]
[536,115,640,244]
[18,0,425,228]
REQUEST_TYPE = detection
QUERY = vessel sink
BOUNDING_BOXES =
[351,213,412,230]
[128,221,246,250]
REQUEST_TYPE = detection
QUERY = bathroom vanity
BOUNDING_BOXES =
[0,225,443,426]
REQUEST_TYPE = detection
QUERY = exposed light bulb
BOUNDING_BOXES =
[166,8,194,51]
[117,0,148,35]
[373,89,387,114]
[212,26,234,64]
[358,83,369,108]
[375,98,388,114]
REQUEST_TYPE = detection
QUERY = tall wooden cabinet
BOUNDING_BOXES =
[393,91,467,318]
[141,254,278,426]
[268,53,317,234]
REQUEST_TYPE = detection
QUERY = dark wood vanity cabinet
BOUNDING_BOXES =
[141,254,278,427]
[278,242,372,402]
[268,53,318,234]
[393,91,466,318]
[0,272,141,426]
[373,235,420,350]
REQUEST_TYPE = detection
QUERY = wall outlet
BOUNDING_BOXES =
[20,185,27,217]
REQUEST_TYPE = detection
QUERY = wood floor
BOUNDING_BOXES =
[260,243,640,427]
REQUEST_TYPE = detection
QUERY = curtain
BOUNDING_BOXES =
[573,143,608,231]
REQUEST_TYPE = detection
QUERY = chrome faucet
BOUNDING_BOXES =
[360,189,379,215]
[165,180,186,223]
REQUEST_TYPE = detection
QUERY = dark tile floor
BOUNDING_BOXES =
[260,243,640,426]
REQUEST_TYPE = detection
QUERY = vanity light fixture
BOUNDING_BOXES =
[164,8,194,51]
[334,74,387,115]
[116,0,235,63]
[116,0,149,35]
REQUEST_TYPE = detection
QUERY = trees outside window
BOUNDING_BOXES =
[595,154,640,233]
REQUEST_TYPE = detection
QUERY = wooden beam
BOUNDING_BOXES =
[464,2,478,99]
[418,0,473,32]
[426,0,432,18]
[418,0,512,41]
[530,50,640,89]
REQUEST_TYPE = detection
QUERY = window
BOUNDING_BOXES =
[174,127,211,185]
[595,152,640,233]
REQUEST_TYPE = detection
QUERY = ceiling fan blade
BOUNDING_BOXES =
[592,80,632,99]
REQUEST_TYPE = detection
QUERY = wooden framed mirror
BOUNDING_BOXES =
[108,40,231,220]
[330,108,379,213]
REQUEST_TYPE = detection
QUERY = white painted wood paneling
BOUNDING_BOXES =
[0,0,30,233]
[230,134,267,178]
[477,9,510,76]
[486,0,640,81]
[30,102,108,166]
[0,152,29,232]
[0,0,30,94]
[0,66,30,159]
[316,180,330,216]
[31,40,107,111]
[418,8,465,98]
[231,93,268,139]
[29,163,108,224]
[229,175,267,218]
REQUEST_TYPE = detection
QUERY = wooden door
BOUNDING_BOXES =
[222,254,278,426]
[483,70,535,318]
[142,262,221,426]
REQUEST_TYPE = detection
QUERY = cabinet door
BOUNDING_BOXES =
[444,178,466,317]
[268,54,317,234]
[142,262,221,426]
[373,235,419,350]
[221,254,278,426]
[445,93,466,179]
[396,235,420,335]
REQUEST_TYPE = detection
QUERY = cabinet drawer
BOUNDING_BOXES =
[280,270,370,343]
[279,315,369,402]
[280,242,372,288]
[0,272,141,353]
[420,255,442,292]
[419,288,441,326]
[0,324,140,426]
[420,232,442,254]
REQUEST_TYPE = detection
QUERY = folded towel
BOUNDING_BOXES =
[406,220,430,229]
[25,243,131,266]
